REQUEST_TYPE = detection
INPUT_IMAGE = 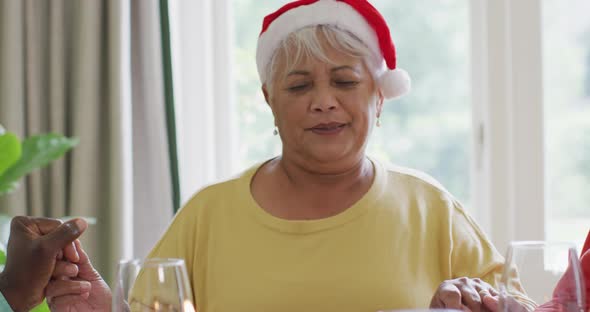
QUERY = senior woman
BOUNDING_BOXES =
[139,1,516,311]
[45,0,531,311]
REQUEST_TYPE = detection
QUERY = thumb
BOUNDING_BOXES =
[40,218,88,251]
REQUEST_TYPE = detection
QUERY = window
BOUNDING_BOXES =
[542,0,590,250]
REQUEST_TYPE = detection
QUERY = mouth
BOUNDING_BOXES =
[308,122,349,135]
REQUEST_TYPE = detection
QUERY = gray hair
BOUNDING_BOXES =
[265,24,375,91]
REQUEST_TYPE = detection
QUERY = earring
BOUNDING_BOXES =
[273,127,279,135]
[376,118,381,127]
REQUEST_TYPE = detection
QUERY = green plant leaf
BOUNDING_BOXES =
[0,132,21,176]
[0,243,6,265]
[0,134,78,195]
[30,299,50,312]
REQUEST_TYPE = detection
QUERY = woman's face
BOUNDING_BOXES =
[264,39,383,170]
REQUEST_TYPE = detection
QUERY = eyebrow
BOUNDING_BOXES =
[286,70,310,77]
[331,65,360,73]
[285,65,360,77]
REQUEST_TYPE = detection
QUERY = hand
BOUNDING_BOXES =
[47,240,112,311]
[430,277,499,312]
[0,216,87,312]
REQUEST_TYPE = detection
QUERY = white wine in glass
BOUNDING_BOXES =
[112,258,195,312]
[499,241,585,312]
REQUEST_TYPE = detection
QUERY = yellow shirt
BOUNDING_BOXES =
[146,159,506,312]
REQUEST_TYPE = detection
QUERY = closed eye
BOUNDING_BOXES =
[334,81,359,88]
[287,84,311,92]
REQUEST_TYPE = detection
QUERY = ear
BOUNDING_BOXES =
[376,90,385,117]
[262,84,278,122]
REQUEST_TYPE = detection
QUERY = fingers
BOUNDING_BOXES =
[72,240,102,281]
[501,295,531,312]
[489,288,499,296]
[9,216,39,237]
[45,279,91,299]
[40,218,87,255]
[63,239,80,263]
[32,217,65,235]
[432,278,500,312]
[437,282,464,310]
[53,261,79,278]
[47,293,90,308]
[11,216,84,262]
[74,239,89,264]
[481,292,499,311]
[458,281,483,312]
[35,218,81,263]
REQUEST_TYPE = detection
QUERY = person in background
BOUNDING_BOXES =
[0,217,88,312]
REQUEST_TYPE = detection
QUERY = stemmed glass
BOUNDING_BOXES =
[499,241,586,312]
[112,258,195,312]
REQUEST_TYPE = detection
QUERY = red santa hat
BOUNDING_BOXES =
[256,0,411,100]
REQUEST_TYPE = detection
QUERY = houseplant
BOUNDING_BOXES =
[0,123,78,311]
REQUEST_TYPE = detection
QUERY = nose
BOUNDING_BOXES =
[310,86,339,112]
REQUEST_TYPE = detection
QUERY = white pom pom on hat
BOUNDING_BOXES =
[379,68,411,100]
[256,0,411,100]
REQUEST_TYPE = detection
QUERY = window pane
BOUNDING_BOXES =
[542,0,590,250]
[367,0,471,206]
[233,0,289,166]
[233,0,472,206]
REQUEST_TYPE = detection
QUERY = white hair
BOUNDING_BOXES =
[265,24,378,91]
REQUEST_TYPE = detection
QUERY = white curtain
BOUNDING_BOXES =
[169,0,238,203]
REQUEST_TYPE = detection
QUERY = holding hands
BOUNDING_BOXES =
[430,277,499,312]
[0,216,111,312]
[46,240,111,311]
[0,217,87,311]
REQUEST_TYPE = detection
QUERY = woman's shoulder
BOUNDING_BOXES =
[375,159,452,198]
[371,158,470,217]
[176,162,262,216]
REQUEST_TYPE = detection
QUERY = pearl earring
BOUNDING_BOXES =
[376,118,381,127]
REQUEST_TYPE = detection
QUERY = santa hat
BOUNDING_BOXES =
[256,0,411,100]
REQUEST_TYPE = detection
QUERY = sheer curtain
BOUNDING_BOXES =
[169,0,238,204]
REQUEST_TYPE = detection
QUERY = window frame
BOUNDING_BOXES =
[470,0,545,252]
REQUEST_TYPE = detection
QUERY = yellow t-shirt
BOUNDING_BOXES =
[146,159,506,312]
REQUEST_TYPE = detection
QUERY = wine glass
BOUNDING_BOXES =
[112,258,195,312]
[499,241,586,312]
